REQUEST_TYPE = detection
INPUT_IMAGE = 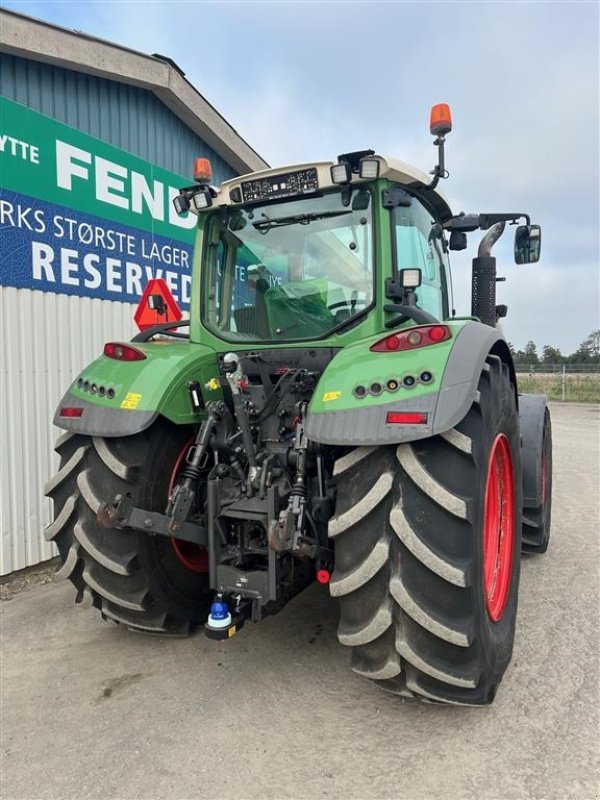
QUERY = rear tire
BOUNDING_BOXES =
[522,407,552,554]
[329,355,522,705]
[44,420,211,635]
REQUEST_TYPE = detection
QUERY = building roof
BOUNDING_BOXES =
[0,8,269,175]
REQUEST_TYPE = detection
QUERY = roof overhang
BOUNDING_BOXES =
[0,8,269,175]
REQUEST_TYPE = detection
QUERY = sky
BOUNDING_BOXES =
[5,0,600,354]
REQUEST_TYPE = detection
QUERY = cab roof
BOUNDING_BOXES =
[212,153,453,222]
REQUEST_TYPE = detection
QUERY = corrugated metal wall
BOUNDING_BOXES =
[0,53,236,185]
[0,55,238,573]
[0,288,137,573]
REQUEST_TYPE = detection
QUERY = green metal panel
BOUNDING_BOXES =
[68,340,221,425]
[307,325,460,415]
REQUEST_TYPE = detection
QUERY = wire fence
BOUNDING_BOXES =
[515,364,600,402]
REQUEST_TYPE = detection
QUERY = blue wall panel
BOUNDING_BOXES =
[0,53,237,184]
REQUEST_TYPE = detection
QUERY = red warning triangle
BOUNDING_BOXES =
[134,278,183,331]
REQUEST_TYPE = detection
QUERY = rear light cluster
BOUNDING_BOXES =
[77,378,115,400]
[104,343,147,361]
[354,371,434,398]
[370,324,451,352]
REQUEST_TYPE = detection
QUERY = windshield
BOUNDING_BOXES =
[201,189,373,342]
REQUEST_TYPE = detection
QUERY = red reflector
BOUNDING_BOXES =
[371,324,451,352]
[316,569,331,585]
[386,412,428,425]
[60,407,83,418]
[104,343,146,361]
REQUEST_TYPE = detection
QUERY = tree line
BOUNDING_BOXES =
[509,330,600,365]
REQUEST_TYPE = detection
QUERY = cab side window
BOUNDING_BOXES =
[394,201,450,320]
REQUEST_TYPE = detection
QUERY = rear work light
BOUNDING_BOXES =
[330,163,352,184]
[359,157,380,179]
[386,412,428,425]
[104,343,147,361]
[60,407,83,418]
[370,324,451,352]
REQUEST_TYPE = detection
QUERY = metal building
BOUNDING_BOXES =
[0,9,268,574]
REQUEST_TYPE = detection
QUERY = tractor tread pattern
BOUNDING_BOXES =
[330,357,521,705]
[328,471,393,537]
[396,445,467,519]
[46,428,209,635]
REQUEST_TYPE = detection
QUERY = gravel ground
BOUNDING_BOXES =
[0,560,58,600]
[1,402,599,800]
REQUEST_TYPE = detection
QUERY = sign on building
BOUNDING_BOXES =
[0,98,196,308]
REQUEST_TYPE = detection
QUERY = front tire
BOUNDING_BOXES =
[329,355,522,705]
[44,421,211,634]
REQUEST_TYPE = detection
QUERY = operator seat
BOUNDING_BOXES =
[233,278,270,337]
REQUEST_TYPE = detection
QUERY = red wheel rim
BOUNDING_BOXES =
[169,437,209,573]
[483,434,515,622]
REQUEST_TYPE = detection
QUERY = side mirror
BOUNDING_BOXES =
[514,224,541,264]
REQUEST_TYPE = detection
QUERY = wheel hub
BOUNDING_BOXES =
[483,433,514,622]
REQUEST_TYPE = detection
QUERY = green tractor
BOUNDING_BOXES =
[47,104,552,705]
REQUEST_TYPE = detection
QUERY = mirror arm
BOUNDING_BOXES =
[479,212,530,229]
[446,212,530,232]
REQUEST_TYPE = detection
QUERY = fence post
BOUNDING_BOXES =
[562,364,566,402]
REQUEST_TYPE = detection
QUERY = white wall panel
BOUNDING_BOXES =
[1,287,137,574]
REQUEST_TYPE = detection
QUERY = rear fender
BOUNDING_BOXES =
[53,341,221,437]
[305,321,514,445]
[519,394,549,508]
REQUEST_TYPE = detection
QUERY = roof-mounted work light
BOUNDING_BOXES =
[173,193,191,216]
[359,157,380,179]
[192,189,213,211]
[330,162,352,184]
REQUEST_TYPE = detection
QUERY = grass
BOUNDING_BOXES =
[517,372,600,403]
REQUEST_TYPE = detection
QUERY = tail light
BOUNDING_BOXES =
[386,412,428,425]
[104,343,147,361]
[60,407,83,418]
[370,325,451,352]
